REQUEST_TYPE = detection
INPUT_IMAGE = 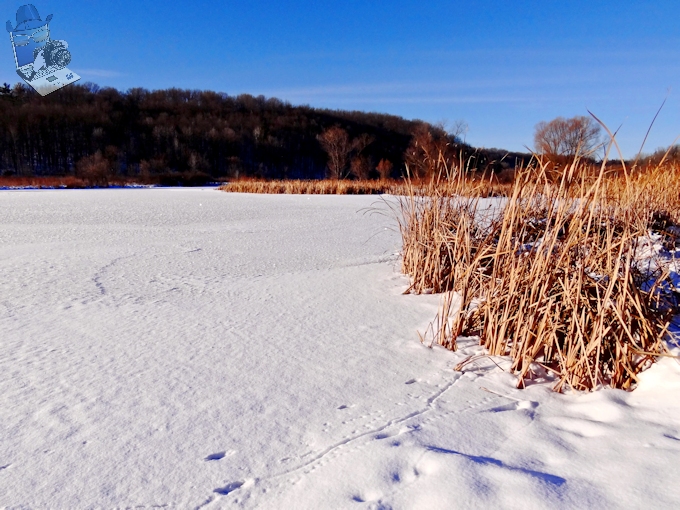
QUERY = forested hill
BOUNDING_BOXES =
[0,82,531,181]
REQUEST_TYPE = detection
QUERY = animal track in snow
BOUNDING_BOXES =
[374,427,410,441]
[199,375,480,504]
[214,480,245,495]
[268,377,461,478]
[350,487,384,504]
[89,254,138,301]
[204,449,236,462]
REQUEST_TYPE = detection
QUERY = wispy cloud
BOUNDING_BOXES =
[247,44,680,64]
[331,95,534,105]
[254,79,601,107]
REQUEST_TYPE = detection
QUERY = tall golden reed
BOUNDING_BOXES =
[399,154,678,391]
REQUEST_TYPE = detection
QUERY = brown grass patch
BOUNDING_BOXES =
[219,175,514,197]
[219,178,406,195]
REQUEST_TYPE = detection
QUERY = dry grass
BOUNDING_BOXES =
[219,178,407,195]
[219,176,514,196]
[399,155,679,391]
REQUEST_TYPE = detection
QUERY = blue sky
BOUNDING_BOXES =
[1,0,678,157]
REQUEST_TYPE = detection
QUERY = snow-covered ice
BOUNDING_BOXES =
[1,188,680,509]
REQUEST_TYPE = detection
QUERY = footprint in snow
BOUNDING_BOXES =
[374,426,410,441]
[350,489,385,505]
[205,450,235,461]
[214,480,245,495]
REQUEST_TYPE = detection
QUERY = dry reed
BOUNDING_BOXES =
[219,176,513,197]
[219,179,404,195]
[399,154,679,391]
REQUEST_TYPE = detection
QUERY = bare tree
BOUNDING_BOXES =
[349,133,374,179]
[351,132,374,156]
[534,116,602,161]
[437,119,468,143]
[318,126,351,179]
[376,158,393,180]
[318,128,374,179]
[350,156,370,180]
[76,150,112,186]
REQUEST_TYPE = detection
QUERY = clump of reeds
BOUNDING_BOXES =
[219,176,513,197]
[219,178,404,195]
[397,155,499,294]
[400,153,678,391]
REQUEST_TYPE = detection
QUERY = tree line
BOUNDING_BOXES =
[0,82,534,184]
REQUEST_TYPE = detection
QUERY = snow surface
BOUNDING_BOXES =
[1,188,680,509]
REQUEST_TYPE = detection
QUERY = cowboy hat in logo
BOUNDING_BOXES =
[6,4,80,96]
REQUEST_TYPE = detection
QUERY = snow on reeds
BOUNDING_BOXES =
[398,156,680,391]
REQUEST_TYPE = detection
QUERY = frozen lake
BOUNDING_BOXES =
[1,188,680,509]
